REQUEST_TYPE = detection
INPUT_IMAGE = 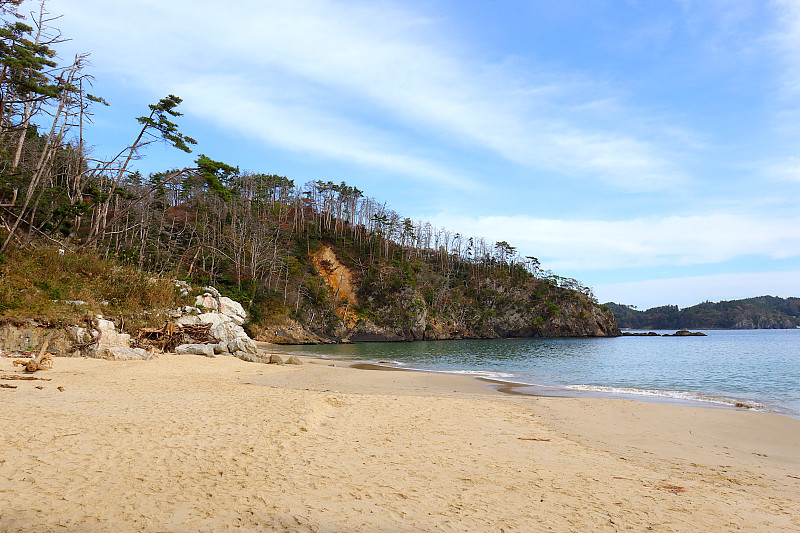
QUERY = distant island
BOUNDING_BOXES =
[604,296,800,330]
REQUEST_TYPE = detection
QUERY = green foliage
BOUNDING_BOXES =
[195,154,236,201]
[136,95,197,153]
[0,6,610,340]
[0,18,60,100]
[605,298,800,329]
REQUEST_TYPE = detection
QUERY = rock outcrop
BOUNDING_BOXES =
[0,285,269,363]
[173,286,263,363]
[0,321,72,355]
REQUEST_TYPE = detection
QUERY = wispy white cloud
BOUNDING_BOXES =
[593,270,800,309]
[762,156,800,182]
[426,212,800,271]
[55,0,687,192]
[771,0,800,97]
[171,75,479,191]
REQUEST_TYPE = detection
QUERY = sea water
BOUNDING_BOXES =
[278,329,800,418]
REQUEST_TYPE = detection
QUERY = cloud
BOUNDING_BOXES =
[593,270,800,309]
[762,156,800,182]
[771,0,800,97]
[54,0,687,192]
[170,75,480,191]
[425,212,800,271]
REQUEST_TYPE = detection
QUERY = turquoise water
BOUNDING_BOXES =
[278,330,800,417]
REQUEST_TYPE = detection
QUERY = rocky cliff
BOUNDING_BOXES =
[258,246,620,344]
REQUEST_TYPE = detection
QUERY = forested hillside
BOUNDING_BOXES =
[0,3,619,342]
[605,297,800,330]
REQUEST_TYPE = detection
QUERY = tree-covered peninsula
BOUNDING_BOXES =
[0,3,618,343]
[605,297,800,330]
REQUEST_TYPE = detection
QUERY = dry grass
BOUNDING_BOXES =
[0,246,188,330]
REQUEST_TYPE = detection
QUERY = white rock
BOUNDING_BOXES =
[174,280,192,297]
[213,342,228,354]
[232,350,265,364]
[82,319,144,360]
[219,296,247,324]
[96,346,149,360]
[67,326,89,344]
[227,337,257,354]
[96,319,132,349]
[195,294,219,312]
[202,286,221,298]
[197,312,247,343]
[176,314,201,326]
[175,344,216,357]
[227,313,245,326]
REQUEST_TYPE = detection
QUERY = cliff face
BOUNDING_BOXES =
[345,287,619,342]
[263,246,620,344]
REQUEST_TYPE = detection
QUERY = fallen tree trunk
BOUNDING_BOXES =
[13,338,53,372]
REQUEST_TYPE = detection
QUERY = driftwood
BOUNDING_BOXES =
[12,338,53,372]
[0,374,51,381]
[136,322,217,353]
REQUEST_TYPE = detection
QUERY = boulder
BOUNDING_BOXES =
[269,353,284,365]
[176,314,201,326]
[66,325,90,344]
[95,345,150,360]
[219,296,247,325]
[212,342,229,354]
[175,286,261,362]
[83,319,150,360]
[202,286,221,298]
[195,294,219,312]
[227,337,257,354]
[285,355,302,365]
[232,351,265,364]
[197,312,247,343]
[175,343,216,357]
[96,318,133,347]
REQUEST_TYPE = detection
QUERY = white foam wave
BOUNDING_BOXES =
[438,369,517,379]
[566,384,764,410]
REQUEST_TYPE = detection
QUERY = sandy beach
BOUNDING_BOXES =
[1,351,799,532]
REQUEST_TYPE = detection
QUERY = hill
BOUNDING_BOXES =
[0,7,618,343]
[605,297,800,330]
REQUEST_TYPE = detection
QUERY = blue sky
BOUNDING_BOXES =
[33,0,800,309]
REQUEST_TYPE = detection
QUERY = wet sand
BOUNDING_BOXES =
[1,352,799,532]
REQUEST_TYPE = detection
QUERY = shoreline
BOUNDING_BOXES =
[295,351,795,419]
[275,333,799,419]
[2,352,800,531]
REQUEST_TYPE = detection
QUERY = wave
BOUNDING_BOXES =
[433,369,518,379]
[565,384,765,410]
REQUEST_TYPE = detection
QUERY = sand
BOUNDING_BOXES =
[1,352,799,532]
